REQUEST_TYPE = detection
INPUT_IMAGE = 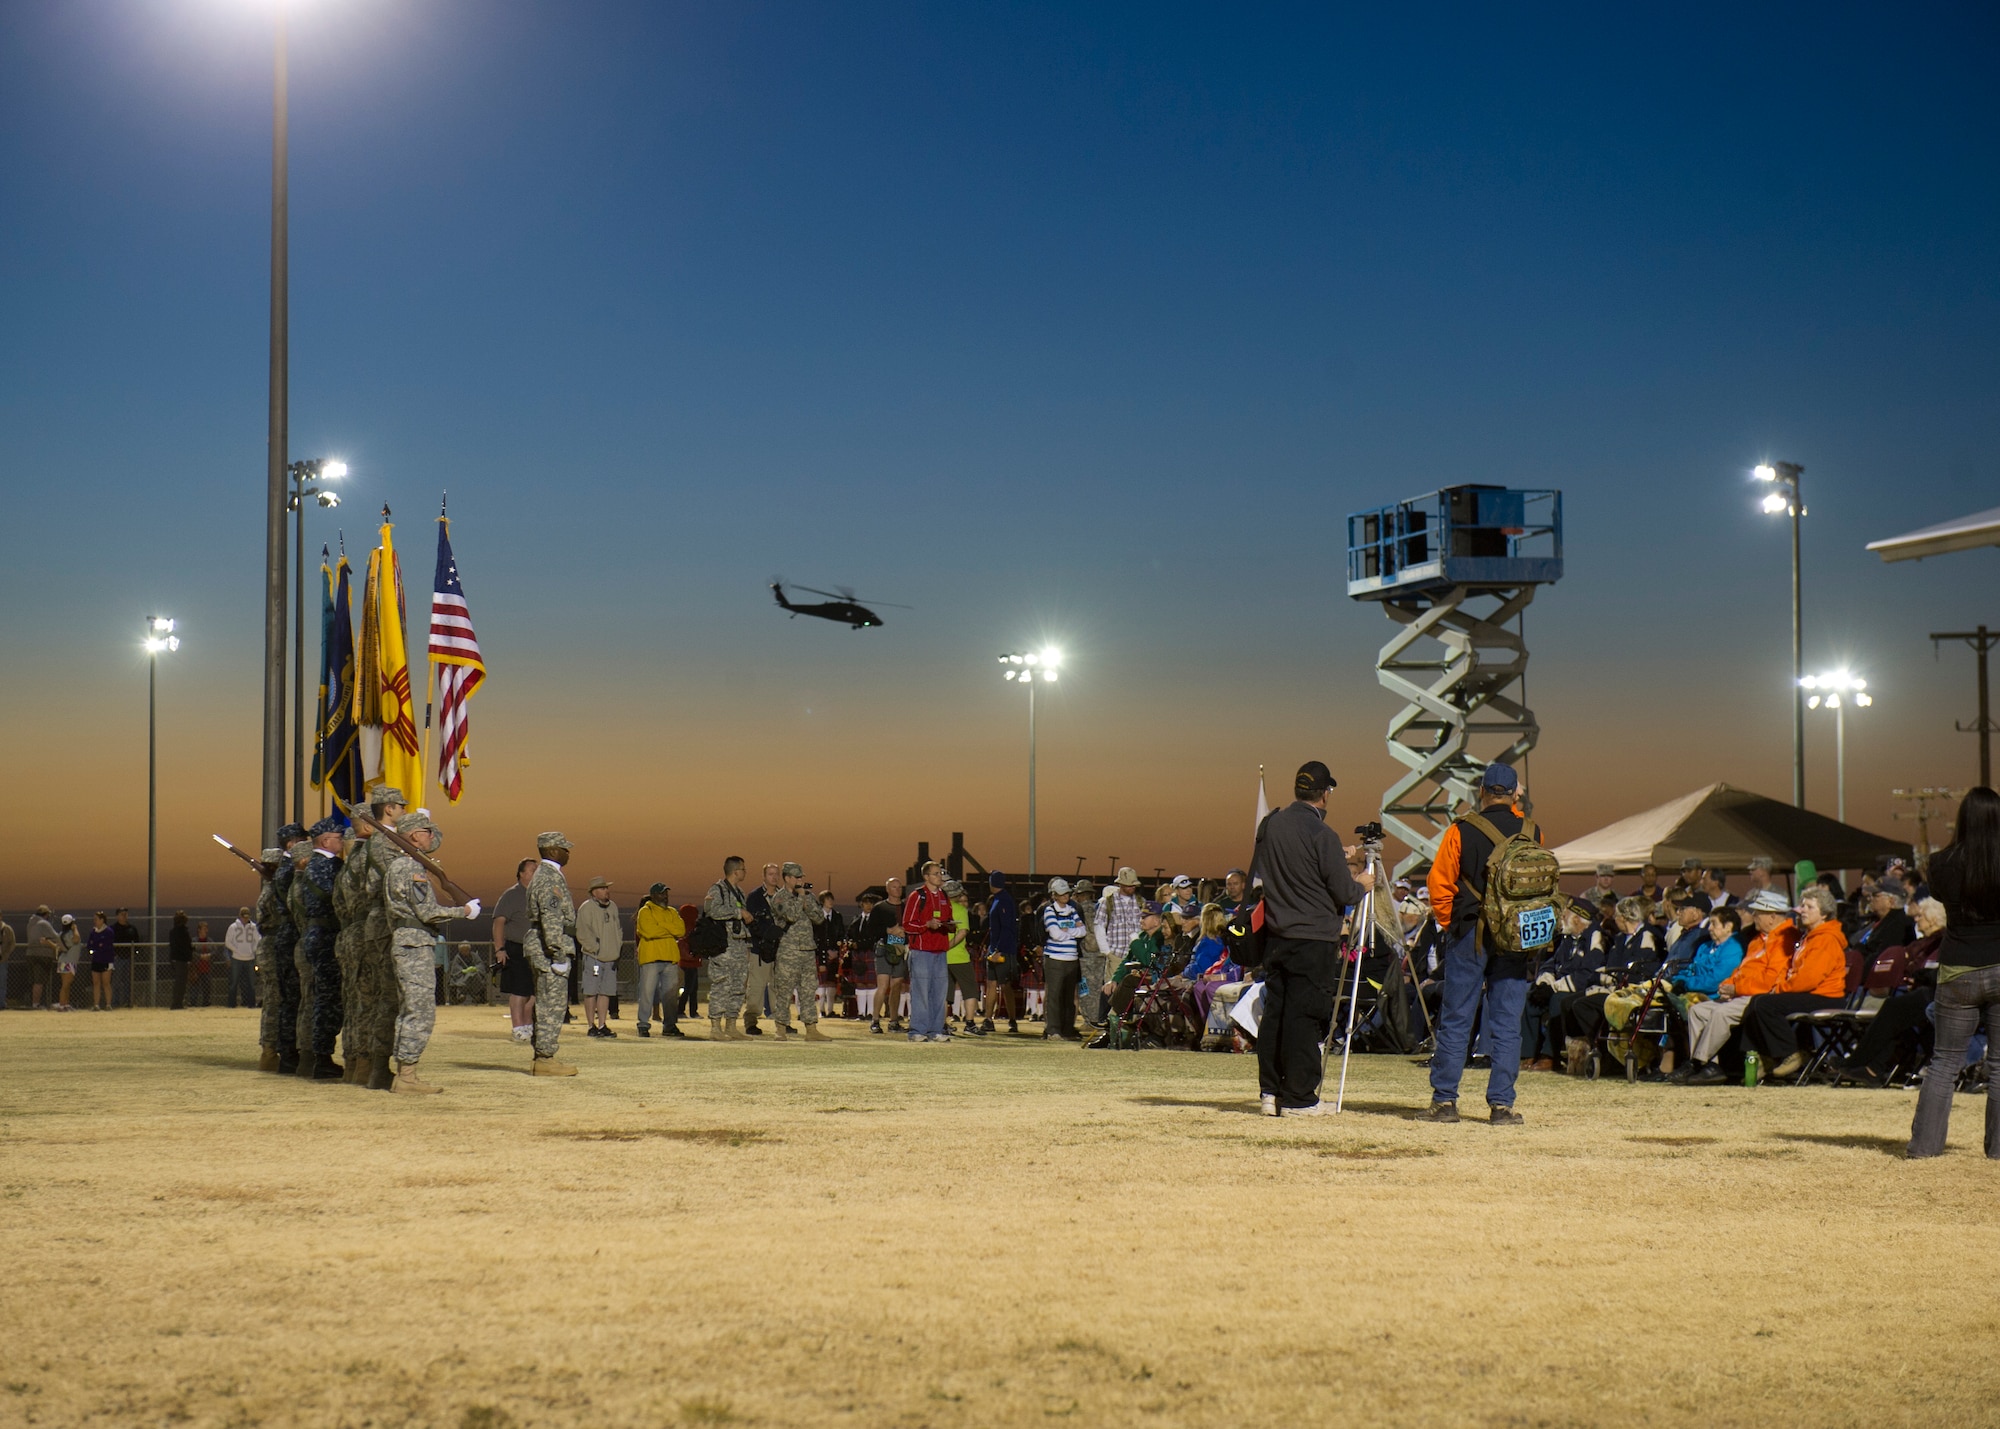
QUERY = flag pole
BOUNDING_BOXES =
[316,545,330,821]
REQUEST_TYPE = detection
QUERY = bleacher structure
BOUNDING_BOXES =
[1347,485,1563,878]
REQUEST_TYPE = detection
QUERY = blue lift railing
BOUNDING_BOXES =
[1347,485,1562,600]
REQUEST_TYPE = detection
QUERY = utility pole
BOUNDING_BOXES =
[261,10,291,845]
[1892,787,1964,868]
[1931,625,1999,787]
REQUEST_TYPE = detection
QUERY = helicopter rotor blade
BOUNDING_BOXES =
[790,584,846,602]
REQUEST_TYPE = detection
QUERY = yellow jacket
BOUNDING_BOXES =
[636,900,686,964]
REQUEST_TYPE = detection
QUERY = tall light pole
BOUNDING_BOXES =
[1801,670,1871,822]
[288,459,345,823]
[1756,461,1806,806]
[997,647,1062,879]
[145,617,180,1006]
[261,9,291,845]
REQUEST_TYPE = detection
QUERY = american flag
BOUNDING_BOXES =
[428,517,486,802]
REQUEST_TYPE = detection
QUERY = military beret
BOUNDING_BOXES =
[369,786,407,806]
[309,815,345,838]
[781,861,805,878]
[277,822,308,845]
[536,831,572,851]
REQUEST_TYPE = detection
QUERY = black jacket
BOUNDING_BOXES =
[1249,801,1366,944]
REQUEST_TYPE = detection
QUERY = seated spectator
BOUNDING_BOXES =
[1098,909,1166,1025]
[1839,897,1946,1085]
[1661,893,1713,977]
[1555,897,1665,1072]
[1183,905,1238,1028]
[1677,890,1796,1083]
[1524,903,1605,1070]
[1739,884,1849,1079]
[1675,906,1747,997]
[1848,882,1916,985]
[1700,867,1733,909]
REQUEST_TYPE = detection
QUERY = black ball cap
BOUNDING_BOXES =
[1294,760,1337,797]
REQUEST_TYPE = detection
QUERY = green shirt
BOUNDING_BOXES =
[1112,930,1165,984]
[946,898,971,964]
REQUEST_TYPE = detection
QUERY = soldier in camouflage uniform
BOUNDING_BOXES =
[523,832,579,1076]
[353,787,410,1086]
[768,862,830,1042]
[331,830,372,1084]
[251,847,287,1071]
[288,815,347,1080]
[384,811,478,1094]
[702,857,754,1040]
[256,822,309,1073]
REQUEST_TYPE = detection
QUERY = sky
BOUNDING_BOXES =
[2,0,1998,909]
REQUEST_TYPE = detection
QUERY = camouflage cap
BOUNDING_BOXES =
[369,785,408,807]
[276,822,308,845]
[260,848,285,864]
[396,811,442,849]
[781,861,805,878]
[536,831,572,851]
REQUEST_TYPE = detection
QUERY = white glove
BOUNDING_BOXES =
[464,898,482,919]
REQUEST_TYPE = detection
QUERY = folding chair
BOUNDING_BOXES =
[1787,988,1882,1084]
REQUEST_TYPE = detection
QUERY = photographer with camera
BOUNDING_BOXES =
[1247,761,1375,1117]
[1423,762,1551,1125]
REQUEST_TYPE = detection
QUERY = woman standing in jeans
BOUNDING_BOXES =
[1909,786,2000,1159]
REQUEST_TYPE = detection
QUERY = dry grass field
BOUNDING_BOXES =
[2,1006,1997,1429]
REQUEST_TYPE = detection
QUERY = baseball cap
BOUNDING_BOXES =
[1047,878,1071,895]
[648,882,670,897]
[1294,761,1337,797]
[1480,762,1519,792]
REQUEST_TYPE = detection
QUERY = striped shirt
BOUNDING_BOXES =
[1042,901,1087,960]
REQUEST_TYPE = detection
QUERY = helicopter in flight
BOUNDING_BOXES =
[769,580,909,629]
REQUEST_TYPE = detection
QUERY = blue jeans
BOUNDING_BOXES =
[635,961,681,1032]
[228,959,258,1009]
[1430,926,1528,1108]
[1909,964,2000,1158]
[907,951,948,1038]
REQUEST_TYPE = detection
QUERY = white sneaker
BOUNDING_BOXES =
[1282,1101,1330,1117]
[1260,1094,1278,1117]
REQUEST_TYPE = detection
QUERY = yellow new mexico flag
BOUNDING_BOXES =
[357,518,422,800]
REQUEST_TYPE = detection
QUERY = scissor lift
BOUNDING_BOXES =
[1347,486,1563,878]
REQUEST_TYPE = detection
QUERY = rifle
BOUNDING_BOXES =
[332,796,475,906]
[212,835,277,880]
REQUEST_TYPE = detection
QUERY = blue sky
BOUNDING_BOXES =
[3,1,1998,901]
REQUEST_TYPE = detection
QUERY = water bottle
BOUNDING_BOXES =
[1743,1049,1761,1088]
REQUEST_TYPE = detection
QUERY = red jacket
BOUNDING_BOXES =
[902,888,956,953]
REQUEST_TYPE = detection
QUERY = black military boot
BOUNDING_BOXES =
[367,1060,395,1091]
[276,1046,300,1076]
[313,1054,344,1081]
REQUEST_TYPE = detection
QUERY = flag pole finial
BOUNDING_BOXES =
[338,530,346,556]
[381,503,392,522]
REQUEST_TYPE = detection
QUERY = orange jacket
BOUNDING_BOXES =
[1725,921,1795,997]
[1779,918,1847,997]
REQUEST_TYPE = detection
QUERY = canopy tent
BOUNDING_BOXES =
[1550,783,1910,874]
[1867,505,2000,563]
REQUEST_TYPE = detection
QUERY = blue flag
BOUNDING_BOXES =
[312,551,363,806]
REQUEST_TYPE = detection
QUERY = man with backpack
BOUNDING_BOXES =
[1422,763,1557,1126]
[698,857,754,1041]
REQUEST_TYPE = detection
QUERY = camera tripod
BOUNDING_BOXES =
[1325,840,1390,1114]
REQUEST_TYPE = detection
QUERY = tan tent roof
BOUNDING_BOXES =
[1550,783,1910,874]
[1866,505,2000,563]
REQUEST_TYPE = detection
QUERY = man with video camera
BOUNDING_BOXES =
[1247,760,1375,1117]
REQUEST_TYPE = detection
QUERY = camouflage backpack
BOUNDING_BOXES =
[1462,814,1561,954]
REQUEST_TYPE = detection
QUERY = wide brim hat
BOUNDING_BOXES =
[1745,889,1792,915]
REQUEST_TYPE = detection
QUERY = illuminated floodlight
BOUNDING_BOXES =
[1754,464,1778,482]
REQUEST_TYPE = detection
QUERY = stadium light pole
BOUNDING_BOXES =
[261,7,291,846]
[145,617,180,1005]
[1756,461,1806,807]
[288,458,345,823]
[1801,671,1871,824]
[998,648,1062,879]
